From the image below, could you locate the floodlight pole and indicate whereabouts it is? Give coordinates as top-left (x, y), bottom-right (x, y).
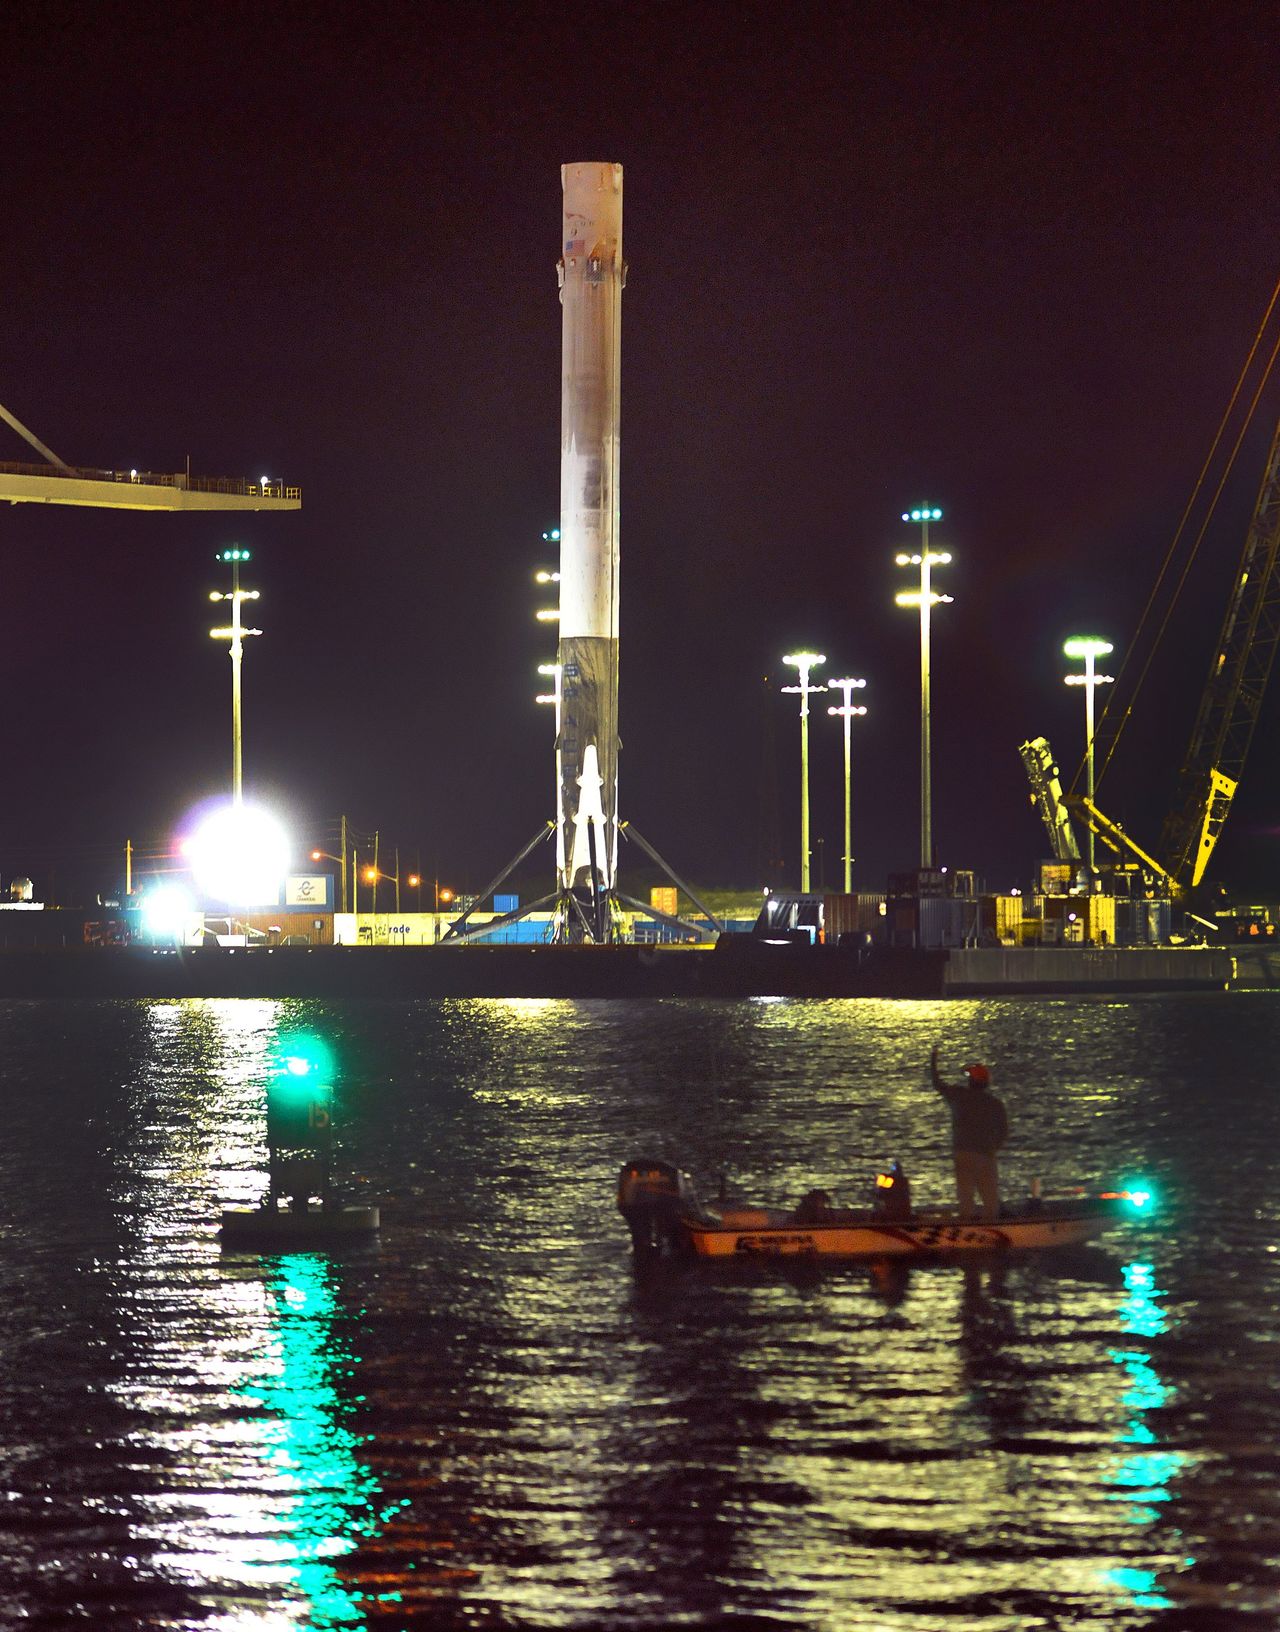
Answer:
top-left (209, 548), bottom-right (261, 808)
top-left (895, 509), bottom-right (952, 870)
top-left (827, 678), bottom-right (867, 894)
top-left (782, 652), bottom-right (827, 892)
top-left (230, 556), bottom-right (244, 804)
top-left (1064, 637), bottom-right (1115, 873)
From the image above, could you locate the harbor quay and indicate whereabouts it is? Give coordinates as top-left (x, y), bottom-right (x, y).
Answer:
top-left (0, 939), bottom-right (1235, 1000)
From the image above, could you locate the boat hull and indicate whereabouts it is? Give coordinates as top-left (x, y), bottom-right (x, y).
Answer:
top-left (684, 1202), bottom-right (1127, 1260)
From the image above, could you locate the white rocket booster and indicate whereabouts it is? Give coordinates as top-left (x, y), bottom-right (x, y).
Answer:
top-left (556, 162), bottom-right (624, 896)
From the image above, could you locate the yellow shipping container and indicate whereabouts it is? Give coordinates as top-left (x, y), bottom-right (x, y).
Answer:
top-left (980, 894), bottom-right (1023, 944)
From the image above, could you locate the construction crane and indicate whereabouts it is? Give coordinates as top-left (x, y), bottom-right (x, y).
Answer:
top-left (1022, 347), bottom-right (1280, 903)
top-left (0, 399), bottom-right (300, 512)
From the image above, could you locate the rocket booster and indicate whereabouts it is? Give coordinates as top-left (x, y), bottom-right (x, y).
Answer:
top-left (556, 162), bottom-right (624, 894)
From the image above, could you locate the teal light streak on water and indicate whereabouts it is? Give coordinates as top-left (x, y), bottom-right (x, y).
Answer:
top-left (1100, 1258), bottom-right (1185, 1608)
top-left (232, 1253), bottom-right (383, 1628)
top-left (1101, 1566), bottom-right (1170, 1609)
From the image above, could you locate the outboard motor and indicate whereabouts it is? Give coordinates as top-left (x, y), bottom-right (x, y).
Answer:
top-left (872, 1161), bottom-right (912, 1222)
top-left (617, 1158), bottom-right (695, 1254)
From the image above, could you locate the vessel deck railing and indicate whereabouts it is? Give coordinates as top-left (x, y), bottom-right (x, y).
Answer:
top-left (0, 458), bottom-right (300, 501)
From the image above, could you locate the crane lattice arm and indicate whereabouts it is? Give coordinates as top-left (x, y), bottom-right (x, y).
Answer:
top-left (1158, 414), bottom-right (1280, 887)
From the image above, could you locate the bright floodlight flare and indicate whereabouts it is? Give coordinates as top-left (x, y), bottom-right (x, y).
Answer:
top-left (187, 802), bottom-right (290, 907)
top-left (140, 882), bottom-right (195, 941)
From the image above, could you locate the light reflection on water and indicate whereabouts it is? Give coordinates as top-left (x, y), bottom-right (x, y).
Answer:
top-left (228, 1254), bottom-right (389, 1627)
top-left (0, 993), bottom-right (1277, 1627)
top-left (1101, 1261), bottom-right (1186, 1610)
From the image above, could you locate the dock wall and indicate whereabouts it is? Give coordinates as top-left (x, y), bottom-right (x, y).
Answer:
top-left (944, 946), bottom-right (1234, 994)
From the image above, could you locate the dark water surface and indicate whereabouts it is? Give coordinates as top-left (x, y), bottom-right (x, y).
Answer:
top-left (0, 994), bottom-right (1277, 1630)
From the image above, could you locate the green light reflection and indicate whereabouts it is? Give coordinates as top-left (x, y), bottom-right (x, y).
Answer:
top-left (1101, 1565), bottom-right (1168, 1608)
top-left (1100, 1260), bottom-right (1185, 1610)
top-left (233, 1253), bottom-right (400, 1626)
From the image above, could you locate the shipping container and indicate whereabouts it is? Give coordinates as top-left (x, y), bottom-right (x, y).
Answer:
top-left (979, 894), bottom-right (1023, 944)
top-left (917, 896), bottom-right (979, 948)
top-left (822, 893), bottom-right (886, 942)
top-left (1114, 897), bottom-right (1171, 945)
top-left (1041, 894), bottom-right (1116, 945)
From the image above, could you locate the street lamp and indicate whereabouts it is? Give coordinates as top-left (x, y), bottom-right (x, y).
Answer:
top-left (782, 652), bottom-right (827, 892)
top-left (826, 677), bottom-right (868, 894)
top-left (363, 863), bottom-right (402, 914)
top-left (895, 508), bottom-right (952, 869)
top-left (310, 848), bottom-right (348, 915)
top-left (1063, 636), bottom-right (1115, 873)
top-left (208, 546), bottom-right (261, 807)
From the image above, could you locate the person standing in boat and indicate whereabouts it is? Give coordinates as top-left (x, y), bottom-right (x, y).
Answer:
top-left (929, 1046), bottom-right (1008, 1222)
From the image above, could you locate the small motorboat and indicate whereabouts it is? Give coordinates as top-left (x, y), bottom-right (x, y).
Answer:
top-left (617, 1157), bottom-right (1153, 1261)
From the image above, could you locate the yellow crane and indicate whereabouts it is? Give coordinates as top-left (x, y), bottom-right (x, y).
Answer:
top-left (0, 398), bottom-right (300, 512)
top-left (1022, 288), bottom-right (1280, 903)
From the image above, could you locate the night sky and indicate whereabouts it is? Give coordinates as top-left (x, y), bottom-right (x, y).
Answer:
top-left (5, 2), bottom-right (1280, 905)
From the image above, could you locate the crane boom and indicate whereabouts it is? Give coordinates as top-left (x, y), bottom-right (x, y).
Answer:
top-left (0, 458), bottom-right (300, 511)
top-left (1158, 413), bottom-right (1280, 886)
top-left (1018, 738), bottom-right (1080, 861)
top-left (1, 398), bottom-right (300, 512)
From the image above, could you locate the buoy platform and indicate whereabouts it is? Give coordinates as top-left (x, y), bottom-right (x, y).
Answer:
top-left (219, 1204), bottom-right (381, 1249)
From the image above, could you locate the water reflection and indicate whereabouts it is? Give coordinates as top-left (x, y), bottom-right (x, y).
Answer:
top-left (230, 1254), bottom-right (393, 1626)
top-left (114, 1002), bottom-right (400, 1627)
top-left (3, 992), bottom-right (1277, 1627)
top-left (1102, 1259), bottom-right (1186, 1611)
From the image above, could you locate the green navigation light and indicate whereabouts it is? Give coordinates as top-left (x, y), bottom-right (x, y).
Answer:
top-left (269, 1034), bottom-right (336, 1150)
top-left (276, 1034), bottom-right (334, 1080)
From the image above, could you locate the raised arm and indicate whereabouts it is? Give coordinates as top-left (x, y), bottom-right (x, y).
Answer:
top-left (930, 1045), bottom-right (956, 1099)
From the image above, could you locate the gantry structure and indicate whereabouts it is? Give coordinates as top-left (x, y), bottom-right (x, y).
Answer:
top-left (0, 399), bottom-right (300, 513)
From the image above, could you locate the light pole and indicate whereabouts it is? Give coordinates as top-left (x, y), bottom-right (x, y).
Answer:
top-left (310, 848), bottom-right (348, 915)
top-left (782, 652), bottom-right (827, 892)
top-left (826, 676), bottom-right (867, 894)
top-left (535, 533), bottom-right (563, 888)
top-left (208, 546), bottom-right (261, 807)
top-left (1063, 636), bottom-right (1115, 873)
top-left (895, 508), bottom-right (952, 869)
